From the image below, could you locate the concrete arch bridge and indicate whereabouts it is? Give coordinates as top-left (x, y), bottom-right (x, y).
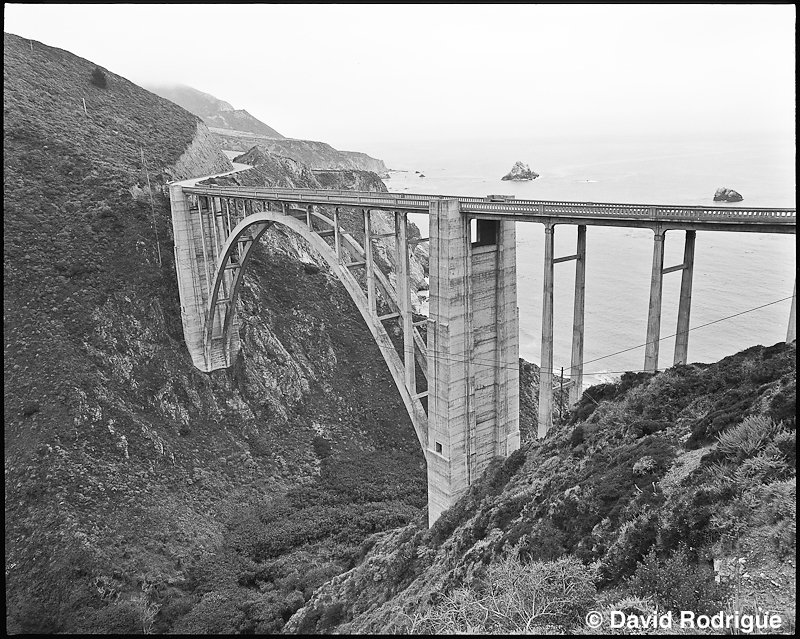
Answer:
top-left (169, 183), bottom-right (796, 524)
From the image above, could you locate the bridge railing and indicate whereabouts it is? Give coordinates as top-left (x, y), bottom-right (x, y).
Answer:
top-left (180, 185), bottom-right (796, 225)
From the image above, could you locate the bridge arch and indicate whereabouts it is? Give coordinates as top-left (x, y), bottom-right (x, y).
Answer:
top-left (201, 201), bottom-right (429, 448)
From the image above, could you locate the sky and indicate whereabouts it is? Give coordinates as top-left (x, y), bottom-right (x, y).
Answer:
top-left (4, 4), bottom-right (796, 153)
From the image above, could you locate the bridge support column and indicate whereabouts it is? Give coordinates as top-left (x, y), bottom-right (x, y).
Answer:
top-left (333, 207), bottom-right (342, 261)
top-left (395, 211), bottom-right (416, 395)
top-left (538, 224), bottom-right (555, 437)
top-left (569, 225), bottom-right (587, 406)
top-left (364, 209), bottom-right (377, 317)
top-left (788, 280), bottom-right (796, 343)
top-left (674, 230), bottom-right (696, 365)
top-left (644, 229), bottom-right (666, 373)
top-left (427, 201), bottom-right (519, 526)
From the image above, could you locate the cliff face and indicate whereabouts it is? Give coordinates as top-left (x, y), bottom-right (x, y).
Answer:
top-left (287, 343), bottom-right (796, 634)
top-left (145, 84), bottom-right (285, 138)
top-left (212, 127), bottom-right (389, 176)
top-left (167, 121), bottom-right (233, 181)
top-left (4, 33), bottom-right (424, 634)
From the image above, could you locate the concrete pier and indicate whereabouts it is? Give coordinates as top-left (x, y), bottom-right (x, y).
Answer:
top-left (674, 230), bottom-right (696, 365)
top-left (788, 280), bottom-right (796, 343)
top-left (395, 211), bottom-right (416, 395)
top-left (364, 209), bottom-right (377, 317)
top-left (644, 230), bottom-right (666, 373)
top-left (538, 224), bottom-right (555, 437)
top-left (427, 200), bottom-right (519, 525)
top-left (569, 225), bottom-right (587, 406)
top-left (538, 224), bottom-right (587, 433)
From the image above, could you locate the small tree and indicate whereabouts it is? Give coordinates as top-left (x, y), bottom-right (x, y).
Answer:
top-left (90, 66), bottom-right (107, 89)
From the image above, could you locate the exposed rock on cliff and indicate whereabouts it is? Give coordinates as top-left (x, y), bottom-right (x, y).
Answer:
top-left (501, 161), bottom-right (539, 181)
top-left (146, 84), bottom-right (285, 138)
top-left (212, 127), bottom-right (389, 176)
top-left (714, 187), bottom-right (744, 202)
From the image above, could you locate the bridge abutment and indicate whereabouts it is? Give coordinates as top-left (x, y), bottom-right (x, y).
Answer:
top-left (427, 200), bottom-right (520, 525)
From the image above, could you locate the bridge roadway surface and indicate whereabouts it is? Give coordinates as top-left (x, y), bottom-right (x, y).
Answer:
top-left (179, 186), bottom-right (797, 234)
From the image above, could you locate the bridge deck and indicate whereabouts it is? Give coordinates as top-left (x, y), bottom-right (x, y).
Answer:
top-left (180, 186), bottom-right (796, 233)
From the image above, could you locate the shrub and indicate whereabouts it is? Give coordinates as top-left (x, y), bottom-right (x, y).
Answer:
top-left (22, 401), bottom-right (40, 416)
top-left (626, 547), bottom-right (729, 615)
top-left (411, 552), bottom-right (597, 633)
top-left (90, 66), bottom-right (107, 89)
top-left (170, 591), bottom-right (245, 634)
top-left (716, 416), bottom-right (785, 461)
top-left (76, 600), bottom-right (143, 634)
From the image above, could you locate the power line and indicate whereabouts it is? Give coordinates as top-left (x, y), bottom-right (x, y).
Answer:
top-left (579, 295), bottom-right (793, 367)
top-left (419, 294), bottom-right (794, 375)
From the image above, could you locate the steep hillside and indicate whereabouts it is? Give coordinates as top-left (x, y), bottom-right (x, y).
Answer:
top-left (287, 343), bottom-right (796, 634)
top-left (4, 33), bottom-right (425, 633)
top-left (213, 127), bottom-right (389, 176)
top-left (146, 84), bottom-right (285, 138)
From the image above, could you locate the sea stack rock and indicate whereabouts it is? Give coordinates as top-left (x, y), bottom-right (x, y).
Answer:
top-left (502, 161), bottom-right (539, 181)
top-left (713, 187), bottom-right (743, 202)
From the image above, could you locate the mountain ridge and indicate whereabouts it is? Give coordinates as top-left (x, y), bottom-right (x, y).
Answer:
top-left (145, 83), bottom-right (285, 138)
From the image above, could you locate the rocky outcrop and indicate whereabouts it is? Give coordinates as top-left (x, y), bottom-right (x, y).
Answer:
top-left (501, 161), bottom-right (539, 181)
top-left (714, 187), bottom-right (743, 202)
top-left (212, 128), bottom-right (389, 176)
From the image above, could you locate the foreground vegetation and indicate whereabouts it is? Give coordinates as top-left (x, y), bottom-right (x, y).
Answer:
top-left (287, 342), bottom-right (795, 634)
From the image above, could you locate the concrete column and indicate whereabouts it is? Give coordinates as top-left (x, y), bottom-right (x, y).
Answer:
top-left (364, 209), bottom-right (377, 317)
top-left (538, 224), bottom-right (555, 438)
top-left (496, 220), bottom-right (520, 456)
top-left (427, 199), bottom-right (470, 526)
top-left (197, 196), bottom-right (213, 296)
top-left (224, 198), bottom-right (233, 237)
top-left (333, 206), bottom-right (342, 261)
top-left (569, 225), bottom-right (587, 406)
top-left (306, 204), bottom-right (313, 230)
top-left (788, 279), bottom-right (796, 343)
top-left (396, 211), bottom-right (416, 395)
top-left (644, 230), bottom-right (666, 373)
top-left (674, 230), bottom-right (696, 365)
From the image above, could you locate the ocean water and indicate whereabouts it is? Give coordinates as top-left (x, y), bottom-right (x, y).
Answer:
top-left (380, 131), bottom-right (796, 384)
